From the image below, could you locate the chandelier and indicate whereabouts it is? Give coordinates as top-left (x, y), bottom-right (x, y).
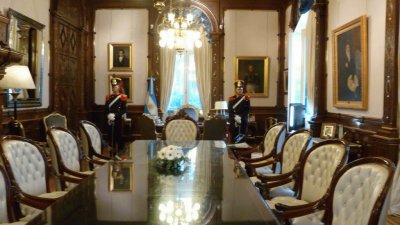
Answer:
top-left (154, 0), bottom-right (205, 54)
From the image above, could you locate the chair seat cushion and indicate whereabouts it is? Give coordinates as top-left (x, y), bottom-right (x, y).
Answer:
top-left (38, 191), bottom-right (67, 199)
top-left (269, 186), bottom-right (295, 199)
top-left (251, 152), bottom-right (263, 158)
top-left (255, 166), bottom-right (273, 175)
top-left (291, 211), bottom-right (324, 225)
top-left (267, 196), bottom-right (309, 210)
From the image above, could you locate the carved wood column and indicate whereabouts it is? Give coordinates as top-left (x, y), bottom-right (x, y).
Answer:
top-left (276, 7), bottom-right (286, 109)
top-left (370, 0), bottom-right (399, 163)
top-left (308, 0), bottom-right (328, 137)
top-left (210, 31), bottom-right (224, 105)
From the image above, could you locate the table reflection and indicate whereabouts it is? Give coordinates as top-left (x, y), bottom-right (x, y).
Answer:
top-left (29, 140), bottom-right (279, 225)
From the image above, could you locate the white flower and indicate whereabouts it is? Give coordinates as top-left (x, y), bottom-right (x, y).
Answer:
top-left (157, 150), bottom-right (166, 159)
top-left (174, 151), bottom-right (182, 159)
top-left (166, 151), bottom-right (175, 160)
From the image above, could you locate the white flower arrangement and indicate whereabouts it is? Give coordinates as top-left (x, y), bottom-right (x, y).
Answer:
top-left (155, 145), bottom-right (189, 175)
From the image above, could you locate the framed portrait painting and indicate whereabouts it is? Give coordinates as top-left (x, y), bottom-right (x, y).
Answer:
top-left (332, 16), bottom-right (368, 109)
top-left (108, 74), bottom-right (133, 102)
top-left (235, 56), bottom-right (269, 97)
top-left (320, 123), bottom-right (336, 139)
top-left (109, 162), bottom-right (133, 192)
top-left (108, 43), bottom-right (133, 71)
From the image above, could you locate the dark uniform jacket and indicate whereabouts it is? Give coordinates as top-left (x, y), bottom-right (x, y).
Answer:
top-left (228, 94), bottom-right (250, 141)
top-left (105, 93), bottom-right (128, 150)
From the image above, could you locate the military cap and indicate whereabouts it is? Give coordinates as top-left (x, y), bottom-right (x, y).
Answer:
top-left (234, 80), bottom-right (245, 88)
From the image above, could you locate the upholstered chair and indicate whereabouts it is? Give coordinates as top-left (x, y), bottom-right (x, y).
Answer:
top-left (137, 114), bottom-right (159, 140)
top-left (249, 129), bottom-right (311, 196)
top-left (177, 104), bottom-right (200, 122)
top-left (238, 122), bottom-right (287, 176)
top-left (0, 165), bottom-right (26, 225)
top-left (47, 127), bottom-right (94, 190)
top-left (79, 120), bottom-right (111, 169)
top-left (266, 140), bottom-right (347, 221)
top-left (0, 135), bottom-right (69, 219)
top-left (202, 116), bottom-right (227, 140)
top-left (43, 112), bottom-right (67, 131)
top-left (162, 111), bottom-right (200, 141)
top-left (274, 157), bottom-right (395, 225)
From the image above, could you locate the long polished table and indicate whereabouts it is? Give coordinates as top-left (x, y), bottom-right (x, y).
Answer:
top-left (29, 140), bottom-right (280, 225)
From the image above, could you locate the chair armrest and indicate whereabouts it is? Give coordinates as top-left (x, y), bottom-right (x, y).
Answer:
top-left (246, 159), bottom-right (275, 169)
top-left (57, 174), bottom-right (82, 183)
top-left (273, 198), bottom-right (325, 220)
top-left (19, 194), bottom-right (52, 210)
top-left (62, 167), bottom-right (92, 179)
top-left (234, 146), bottom-right (261, 158)
top-left (257, 170), bottom-right (294, 182)
top-left (239, 152), bottom-right (274, 163)
top-left (91, 151), bottom-right (111, 161)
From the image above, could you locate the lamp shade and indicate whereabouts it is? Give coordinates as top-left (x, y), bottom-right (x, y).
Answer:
top-left (215, 101), bottom-right (228, 110)
top-left (0, 65), bottom-right (36, 89)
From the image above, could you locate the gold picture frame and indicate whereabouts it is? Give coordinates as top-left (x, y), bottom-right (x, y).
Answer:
top-left (235, 56), bottom-right (269, 97)
top-left (108, 74), bottom-right (133, 103)
top-left (332, 16), bottom-right (368, 109)
top-left (320, 123), bottom-right (337, 139)
top-left (109, 162), bottom-right (133, 192)
top-left (108, 43), bottom-right (133, 71)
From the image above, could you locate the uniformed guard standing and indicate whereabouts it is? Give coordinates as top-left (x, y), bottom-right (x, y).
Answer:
top-left (105, 77), bottom-right (128, 155)
top-left (228, 80), bottom-right (251, 143)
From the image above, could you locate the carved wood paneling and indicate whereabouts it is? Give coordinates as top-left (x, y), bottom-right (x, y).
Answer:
top-left (50, 0), bottom-right (87, 131)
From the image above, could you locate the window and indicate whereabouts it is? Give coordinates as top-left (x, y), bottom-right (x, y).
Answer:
top-left (167, 51), bottom-right (202, 111)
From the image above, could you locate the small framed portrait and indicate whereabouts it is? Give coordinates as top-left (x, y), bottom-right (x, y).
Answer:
top-left (283, 68), bottom-right (288, 94)
top-left (108, 43), bottom-right (133, 71)
top-left (320, 123), bottom-right (337, 139)
top-left (235, 56), bottom-right (270, 97)
top-left (108, 74), bottom-right (133, 102)
top-left (109, 162), bottom-right (133, 192)
top-left (332, 16), bottom-right (368, 109)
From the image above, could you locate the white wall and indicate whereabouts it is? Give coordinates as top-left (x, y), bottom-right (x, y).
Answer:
top-left (0, 0), bottom-right (50, 109)
top-left (224, 10), bottom-right (279, 107)
top-left (94, 9), bottom-right (149, 105)
top-left (327, 0), bottom-right (386, 118)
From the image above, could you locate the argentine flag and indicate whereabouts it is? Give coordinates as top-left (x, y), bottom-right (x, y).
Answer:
top-left (144, 76), bottom-right (158, 116)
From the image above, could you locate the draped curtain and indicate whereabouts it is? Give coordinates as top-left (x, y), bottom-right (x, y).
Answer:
top-left (304, 11), bottom-right (316, 121)
top-left (160, 47), bottom-right (177, 120)
top-left (194, 35), bottom-right (212, 115)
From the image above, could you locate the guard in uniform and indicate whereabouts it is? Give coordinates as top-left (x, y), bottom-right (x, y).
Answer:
top-left (228, 80), bottom-right (250, 143)
top-left (105, 77), bottom-right (128, 155)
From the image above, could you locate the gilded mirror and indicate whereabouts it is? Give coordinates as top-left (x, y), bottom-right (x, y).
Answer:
top-left (6, 8), bottom-right (44, 107)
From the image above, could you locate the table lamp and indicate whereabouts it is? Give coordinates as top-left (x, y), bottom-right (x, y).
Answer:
top-left (214, 100), bottom-right (228, 117)
top-left (0, 65), bottom-right (36, 120)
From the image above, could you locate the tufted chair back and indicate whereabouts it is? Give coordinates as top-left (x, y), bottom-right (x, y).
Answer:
top-left (280, 129), bottom-right (311, 174)
top-left (0, 165), bottom-right (14, 223)
top-left (162, 112), bottom-right (200, 141)
top-left (43, 112), bottom-right (67, 132)
top-left (177, 104), bottom-right (200, 122)
top-left (0, 136), bottom-right (49, 197)
top-left (297, 140), bottom-right (347, 203)
top-left (80, 120), bottom-right (106, 158)
top-left (261, 122), bottom-right (286, 157)
top-left (47, 127), bottom-right (82, 175)
top-left (325, 157), bottom-right (395, 225)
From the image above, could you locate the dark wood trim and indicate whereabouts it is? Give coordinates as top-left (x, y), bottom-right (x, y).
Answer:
top-left (276, 7), bottom-right (286, 108)
top-left (308, 0), bottom-right (329, 134)
top-left (378, 0), bottom-right (399, 138)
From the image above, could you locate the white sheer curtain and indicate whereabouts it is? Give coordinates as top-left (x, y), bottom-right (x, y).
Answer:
top-left (194, 35), bottom-right (212, 115)
top-left (160, 47), bottom-right (177, 120)
top-left (304, 11), bottom-right (316, 123)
